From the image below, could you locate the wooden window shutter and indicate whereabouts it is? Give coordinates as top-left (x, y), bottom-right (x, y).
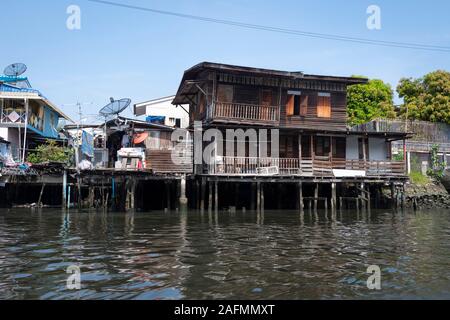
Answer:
top-left (262, 89), bottom-right (272, 106)
top-left (217, 84), bottom-right (233, 103)
top-left (300, 95), bottom-right (308, 116)
top-left (317, 93), bottom-right (331, 118)
top-left (286, 95), bottom-right (294, 116)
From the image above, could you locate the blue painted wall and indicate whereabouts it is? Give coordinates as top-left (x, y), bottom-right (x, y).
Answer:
top-left (27, 105), bottom-right (60, 139)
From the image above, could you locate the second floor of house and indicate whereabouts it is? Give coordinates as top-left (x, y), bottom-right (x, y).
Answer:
top-left (172, 62), bottom-right (367, 131)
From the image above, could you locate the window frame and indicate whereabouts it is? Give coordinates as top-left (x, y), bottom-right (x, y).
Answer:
top-left (317, 92), bottom-right (331, 118)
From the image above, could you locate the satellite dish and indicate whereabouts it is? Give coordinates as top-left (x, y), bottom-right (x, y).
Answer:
top-left (4, 63), bottom-right (27, 77)
top-left (99, 98), bottom-right (131, 117)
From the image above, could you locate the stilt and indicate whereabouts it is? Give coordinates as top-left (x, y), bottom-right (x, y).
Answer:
top-left (298, 182), bottom-right (304, 213)
top-left (179, 175), bottom-right (188, 210)
top-left (360, 183), bottom-right (366, 211)
top-left (214, 180), bottom-right (218, 213)
top-left (390, 182), bottom-right (396, 209)
top-left (88, 187), bottom-right (95, 209)
top-left (261, 183), bottom-right (265, 213)
top-left (208, 181), bottom-right (213, 212)
top-left (77, 176), bottom-right (82, 210)
top-left (314, 183), bottom-right (318, 211)
top-left (165, 181), bottom-right (171, 211)
top-left (235, 183), bottom-right (240, 210)
top-left (251, 182), bottom-right (256, 211)
top-left (331, 182), bottom-right (336, 212)
top-left (62, 170), bottom-right (67, 209)
top-left (200, 178), bottom-right (206, 212)
top-left (196, 179), bottom-right (200, 209)
top-left (38, 183), bottom-right (46, 208)
top-left (256, 182), bottom-right (261, 213)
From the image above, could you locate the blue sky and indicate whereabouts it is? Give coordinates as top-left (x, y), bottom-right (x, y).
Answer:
top-left (1, 0), bottom-right (450, 122)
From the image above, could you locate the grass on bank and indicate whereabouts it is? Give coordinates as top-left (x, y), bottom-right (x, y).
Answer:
top-left (409, 171), bottom-right (430, 185)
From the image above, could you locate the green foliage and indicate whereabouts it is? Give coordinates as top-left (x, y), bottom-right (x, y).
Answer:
top-left (426, 144), bottom-right (446, 181)
top-left (409, 171), bottom-right (430, 185)
top-left (347, 77), bottom-right (396, 125)
top-left (393, 151), bottom-right (404, 162)
top-left (397, 70), bottom-right (450, 123)
top-left (27, 140), bottom-right (74, 165)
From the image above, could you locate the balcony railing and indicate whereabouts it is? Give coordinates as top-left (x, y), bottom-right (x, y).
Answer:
top-left (211, 156), bottom-right (406, 177)
top-left (1, 109), bottom-right (27, 124)
top-left (210, 101), bottom-right (279, 124)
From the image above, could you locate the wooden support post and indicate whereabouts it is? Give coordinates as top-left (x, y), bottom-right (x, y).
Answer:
top-left (38, 183), bottom-right (46, 208)
top-left (62, 170), bottom-right (67, 209)
top-left (208, 181), bottom-right (213, 212)
top-left (165, 181), bottom-right (171, 211)
top-left (88, 186), bottom-right (94, 209)
top-left (261, 183), bottom-right (265, 213)
top-left (200, 178), bottom-right (206, 212)
top-left (77, 176), bottom-right (82, 210)
top-left (196, 179), bottom-right (200, 209)
top-left (179, 175), bottom-right (188, 211)
top-left (331, 182), bottom-right (336, 212)
top-left (390, 182), bottom-right (396, 209)
top-left (256, 182), bottom-right (261, 212)
top-left (251, 182), bottom-right (256, 211)
top-left (214, 180), bottom-right (218, 213)
top-left (298, 182), bottom-right (304, 213)
top-left (235, 183), bottom-right (240, 210)
top-left (314, 183), bottom-right (318, 211)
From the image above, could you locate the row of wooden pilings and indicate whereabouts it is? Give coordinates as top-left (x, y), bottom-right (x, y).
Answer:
top-left (56, 171), bottom-right (406, 212)
top-left (192, 178), bottom-right (402, 213)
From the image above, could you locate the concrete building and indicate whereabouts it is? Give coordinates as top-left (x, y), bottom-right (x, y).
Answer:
top-left (134, 95), bottom-right (189, 128)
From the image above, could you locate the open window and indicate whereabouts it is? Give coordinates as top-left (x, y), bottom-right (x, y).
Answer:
top-left (286, 91), bottom-right (308, 116)
top-left (317, 92), bottom-right (331, 118)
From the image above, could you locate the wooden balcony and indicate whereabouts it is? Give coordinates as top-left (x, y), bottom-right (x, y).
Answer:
top-left (210, 156), bottom-right (406, 177)
top-left (210, 101), bottom-right (279, 125)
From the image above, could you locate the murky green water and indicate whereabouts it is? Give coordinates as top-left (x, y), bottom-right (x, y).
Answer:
top-left (0, 208), bottom-right (450, 300)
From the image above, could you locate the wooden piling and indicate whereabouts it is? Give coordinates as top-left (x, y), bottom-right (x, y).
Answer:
top-left (298, 182), bottom-right (304, 212)
top-left (256, 182), bottom-right (261, 212)
top-left (314, 183), bottom-right (318, 211)
top-left (331, 182), bottom-right (336, 211)
top-left (38, 183), bottom-right (46, 208)
top-left (261, 183), bottom-right (265, 213)
top-left (208, 181), bottom-right (213, 212)
top-left (214, 180), bottom-right (218, 213)
top-left (200, 177), bottom-right (206, 212)
top-left (62, 170), bottom-right (67, 209)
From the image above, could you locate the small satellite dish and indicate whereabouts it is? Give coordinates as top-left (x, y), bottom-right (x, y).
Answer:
top-left (99, 98), bottom-right (131, 117)
top-left (4, 63), bottom-right (27, 77)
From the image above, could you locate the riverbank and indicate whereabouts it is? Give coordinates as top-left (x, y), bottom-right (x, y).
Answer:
top-left (403, 179), bottom-right (450, 209)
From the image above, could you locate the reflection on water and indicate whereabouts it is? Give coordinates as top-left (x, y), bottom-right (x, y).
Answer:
top-left (1, 208), bottom-right (450, 299)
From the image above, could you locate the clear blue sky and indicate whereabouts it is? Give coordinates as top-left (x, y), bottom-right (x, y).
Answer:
top-left (1, 0), bottom-right (450, 122)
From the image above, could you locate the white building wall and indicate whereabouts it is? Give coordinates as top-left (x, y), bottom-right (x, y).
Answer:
top-left (135, 96), bottom-right (189, 128)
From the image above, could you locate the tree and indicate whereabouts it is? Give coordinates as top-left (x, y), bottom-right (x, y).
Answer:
top-left (27, 140), bottom-right (74, 165)
top-left (347, 77), bottom-right (396, 125)
top-left (397, 70), bottom-right (450, 123)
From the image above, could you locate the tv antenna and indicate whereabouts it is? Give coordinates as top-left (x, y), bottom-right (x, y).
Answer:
top-left (99, 97), bottom-right (131, 148)
top-left (4, 63), bottom-right (27, 77)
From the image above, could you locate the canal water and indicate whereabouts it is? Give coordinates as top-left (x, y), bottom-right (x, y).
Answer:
top-left (1, 208), bottom-right (450, 300)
